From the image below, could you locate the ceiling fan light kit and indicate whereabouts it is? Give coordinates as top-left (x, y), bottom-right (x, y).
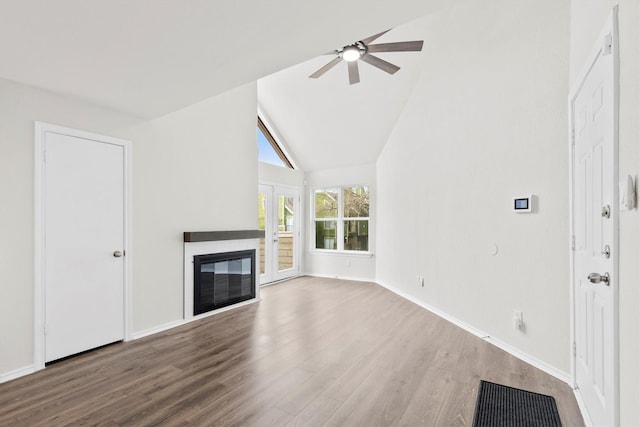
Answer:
top-left (341, 43), bottom-right (365, 62)
top-left (309, 29), bottom-right (424, 85)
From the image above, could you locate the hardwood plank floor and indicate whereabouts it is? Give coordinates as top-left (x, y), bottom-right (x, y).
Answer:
top-left (0, 276), bottom-right (584, 426)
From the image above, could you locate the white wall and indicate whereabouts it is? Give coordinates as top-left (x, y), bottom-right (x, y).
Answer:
top-left (126, 84), bottom-right (258, 331)
top-left (376, 0), bottom-right (571, 374)
top-left (0, 78), bottom-right (258, 377)
top-left (570, 2), bottom-right (640, 425)
top-left (0, 78), bottom-right (138, 376)
top-left (304, 163), bottom-right (376, 281)
top-left (259, 162), bottom-right (304, 187)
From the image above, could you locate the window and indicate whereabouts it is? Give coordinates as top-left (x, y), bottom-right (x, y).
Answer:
top-left (257, 117), bottom-right (293, 168)
top-left (314, 186), bottom-right (369, 252)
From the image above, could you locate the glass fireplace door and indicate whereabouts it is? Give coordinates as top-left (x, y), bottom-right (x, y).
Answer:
top-left (193, 250), bottom-right (255, 315)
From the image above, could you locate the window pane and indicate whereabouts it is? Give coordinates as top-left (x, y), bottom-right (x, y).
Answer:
top-left (257, 127), bottom-right (286, 167)
top-left (315, 189), bottom-right (339, 218)
top-left (258, 193), bottom-right (266, 231)
top-left (278, 196), bottom-right (295, 232)
top-left (343, 186), bottom-right (369, 218)
top-left (344, 220), bottom-right (368, 251)
top-left (315, 221), bottom-right (337, 249)
top-left (278, 196), bottom-right (295, 271)
top-left (258, 193), bottom-right (266, 275)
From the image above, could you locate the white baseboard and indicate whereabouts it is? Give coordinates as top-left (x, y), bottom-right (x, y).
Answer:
top-left (483, 336), bottom-right (569, 383)
top-left (375, 280), bottom-right (570, 384)
top-left (131, 319), bottom-right (186, 340)
top-left (0, 364), bottom-right (37, 384)
top-left (304, 272), bottom-right (376, 283)
top-left (130, 299), bottom-right (262, 340)
top-left (573, 387), bottom-right (593, 427)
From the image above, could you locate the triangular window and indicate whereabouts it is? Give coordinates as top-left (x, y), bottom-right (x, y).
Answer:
top-left (257, 117), bottom-right (294, 169)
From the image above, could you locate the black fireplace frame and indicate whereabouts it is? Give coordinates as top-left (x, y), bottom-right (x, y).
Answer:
top-left (193, 249), bottom-right (256, 315)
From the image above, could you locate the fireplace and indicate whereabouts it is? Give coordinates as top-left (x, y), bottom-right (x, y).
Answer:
top-left (193, 250), bottom-right (255, 315)
top-left (183, 230), bottom-right (263, 320)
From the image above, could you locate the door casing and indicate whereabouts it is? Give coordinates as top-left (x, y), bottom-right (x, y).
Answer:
top-left (34, 122), bottom-right (133, 370)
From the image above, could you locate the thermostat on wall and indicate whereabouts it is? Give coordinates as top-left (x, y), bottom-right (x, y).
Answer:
top-left (513, 195), bottom-right (536, 213)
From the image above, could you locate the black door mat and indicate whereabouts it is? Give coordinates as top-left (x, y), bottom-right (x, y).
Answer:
top-left (472, 380), bottom-right (562, 427)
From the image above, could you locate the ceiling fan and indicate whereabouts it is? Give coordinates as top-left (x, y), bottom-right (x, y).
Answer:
top-left (309, 30), bottom-right (424, 85)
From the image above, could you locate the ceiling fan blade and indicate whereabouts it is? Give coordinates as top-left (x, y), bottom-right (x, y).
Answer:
top-left (367, 40), bottom-right (424, 53)
top-left (309, 57), bottom-right (342, 79)
top-left (361, 54), bottom-right (400, 75)
top-left (360, 29), bottom-right (391, 45)
top-left (348, 61), bottom-right (360, 85)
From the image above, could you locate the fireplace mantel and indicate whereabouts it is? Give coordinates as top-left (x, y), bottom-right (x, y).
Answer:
top-left (184, 230), bottom-right (264, 243)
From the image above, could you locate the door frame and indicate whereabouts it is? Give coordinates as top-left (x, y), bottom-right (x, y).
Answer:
top-left (33, 122), bottom-right (133, 370)
top-left (568, 7), bottom-right (619, 425)
top-left (258, 183), bottom-right (275, 285)
top-left (258, 182), bottom-right (302, 285)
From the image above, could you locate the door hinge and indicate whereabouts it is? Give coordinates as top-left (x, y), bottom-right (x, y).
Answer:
top-left (573, 341), bottom-right (576, 357)
top-left (571, 235), bottom-right (575, 251)
top-left (44, 324), bottom-right (48, 336)
top-left (603, 33), bottom-right (613, 56)
top-left (571, 129), bottom-right (575, 146)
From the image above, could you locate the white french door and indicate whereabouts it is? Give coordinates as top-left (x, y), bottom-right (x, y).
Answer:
top-left (258, 184), bottom-right (300, 285)
top-left (36, 123), bottom-right (130, 364)
top-left (570, 9), bottom-right (618, 427)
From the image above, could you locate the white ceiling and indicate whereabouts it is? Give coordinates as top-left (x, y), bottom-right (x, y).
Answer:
top-left (0, 0), bottom-right (453, 118)
top-left (258, 14), bottom-right (437, 172)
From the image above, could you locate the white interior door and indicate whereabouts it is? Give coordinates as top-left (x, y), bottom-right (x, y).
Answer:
top-left (44, 130), bottom-right (126, 362)
top-left (571, 11), bottom-right (618, 427)
top-left (258, 185), bottom-right (299, 284)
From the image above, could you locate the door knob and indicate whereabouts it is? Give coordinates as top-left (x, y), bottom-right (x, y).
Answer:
top-left (113, 251), bottom-right (123, 258)
top-left (587, 272), bottom-right (609, 285)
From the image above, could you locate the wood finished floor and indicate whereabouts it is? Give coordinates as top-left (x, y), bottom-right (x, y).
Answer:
top-left (0, 276), bottom-right (583, 426)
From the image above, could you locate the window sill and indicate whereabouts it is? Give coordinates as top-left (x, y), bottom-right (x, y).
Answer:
top-left (308, 250), bottom-right (375, 258)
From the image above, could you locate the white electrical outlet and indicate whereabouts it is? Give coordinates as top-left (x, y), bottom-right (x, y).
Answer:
top-left (512, 310), bottom-right (523, 330)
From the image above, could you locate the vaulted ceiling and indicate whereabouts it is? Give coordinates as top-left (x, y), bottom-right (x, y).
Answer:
top-left (0, 0), bottom-right (456, 119)
top-left (258, 14), bottom-right (437, 172)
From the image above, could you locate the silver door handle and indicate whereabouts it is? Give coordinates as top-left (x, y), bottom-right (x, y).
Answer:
top-left (113, 251), bottom-right (123, 258)
top-left (587, 272), bottom-right (609, 285)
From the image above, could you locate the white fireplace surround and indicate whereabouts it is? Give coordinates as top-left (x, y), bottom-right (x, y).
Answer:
top-left (184, 239), bottom-right (260, 321)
